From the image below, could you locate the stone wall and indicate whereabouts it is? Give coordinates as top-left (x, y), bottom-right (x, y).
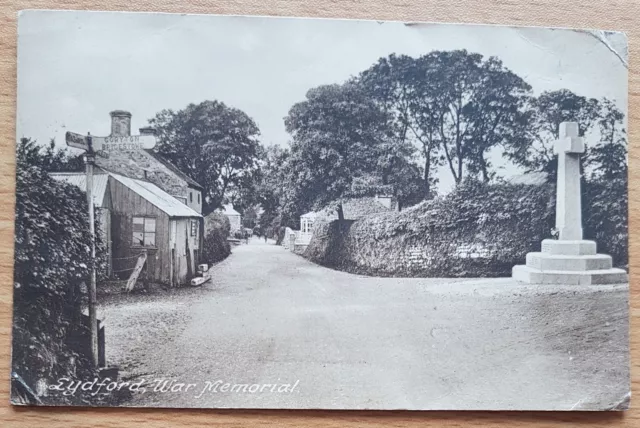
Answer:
top-left (304, 220), bottom-right (519, 277)
top-left (303, 182), bottom-right (557, 278)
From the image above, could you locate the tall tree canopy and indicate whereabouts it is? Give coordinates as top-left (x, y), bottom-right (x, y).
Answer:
top-left (586, 98), bottom-right (627, 181)
top-left (18, 138), bottom-right (84, 173)
top-left (359, 54), bottom-right (440, 197)
top-left (505, 89), bottom-right (601, 175)
top-left (359, 50), bottom-right (532, 189)
top-left (149, 100), bottom-right (262, 214)
top-left (284, 82), bottom-right (411, 220)
top-left (255, 145), bottom-right (296, 228)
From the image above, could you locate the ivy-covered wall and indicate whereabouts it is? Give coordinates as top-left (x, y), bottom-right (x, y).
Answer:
top-left (304, 180), bottom-right (627, 278)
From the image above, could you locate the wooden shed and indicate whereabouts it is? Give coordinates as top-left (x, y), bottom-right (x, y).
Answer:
top-left (108, 173), bottom-right (202, 286)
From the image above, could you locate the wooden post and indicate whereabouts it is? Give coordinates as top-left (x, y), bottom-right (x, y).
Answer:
top-left (85, 133), bottom-right (99, 368)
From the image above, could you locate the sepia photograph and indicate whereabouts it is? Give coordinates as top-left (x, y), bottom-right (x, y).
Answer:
top-left (11, 10), bottom-right (629, 411)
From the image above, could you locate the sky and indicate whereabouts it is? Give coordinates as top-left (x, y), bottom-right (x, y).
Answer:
top-left (17, 10), bottom-right (628, 191)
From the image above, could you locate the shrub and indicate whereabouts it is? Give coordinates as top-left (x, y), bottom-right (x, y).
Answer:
top-left (203, 212), bottom-right (231, 264)
top-left (12, 160), bottom-right (107, 404)
top-left (205, 211), bottom-right (230, 236)
top-left (203, 229), bottom-right (231, 264)
top-left (583, 176), bottom-right (628, 267)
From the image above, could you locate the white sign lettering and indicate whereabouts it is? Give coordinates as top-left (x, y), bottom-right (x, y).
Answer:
top-left (65, 132), bottom-right (156, 152)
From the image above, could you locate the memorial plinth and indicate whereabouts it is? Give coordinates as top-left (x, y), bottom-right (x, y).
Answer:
top-left (512, 122), bottom-right (627, 285)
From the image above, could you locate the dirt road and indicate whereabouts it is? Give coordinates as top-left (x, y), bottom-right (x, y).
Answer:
top-left (99, 239), bottom-right (629, 410)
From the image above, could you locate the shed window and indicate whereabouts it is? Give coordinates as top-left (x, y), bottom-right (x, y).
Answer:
top-left (197, 193), bottom-right (200, 204)
top-left (190, 220), bottom-right (198, 237)
top-left (133, 217), bottom-right (156, 247)
top-left (190, 192), bottom-right (193, 203)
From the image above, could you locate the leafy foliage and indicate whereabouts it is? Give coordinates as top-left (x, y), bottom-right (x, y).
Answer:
top-left (18, 137), bottom-right (84, 173)
top-left (305, 181), bottom-right (556, 277)
top-left (13, 139), bottom-right (107, 403)
top-left (505, 89), bottom-right (602, 177)
top-left (149, 100), bottom-right (262, 214)
top-left (203, 212), bottom-right (231, 264)
top-left (284, 82), bottom-right (422, 221)
top-left (583, 176), bottom-right (628, 267)
top-left (359, 51), bottom-right (532, 188)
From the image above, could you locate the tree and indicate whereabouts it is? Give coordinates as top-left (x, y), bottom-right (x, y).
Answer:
top-left (255, 145), bottom-right (296, 229)
top-left (284, 82), bottom-right (396, 220)
top-left (506, 89), bottom-right (601, 176)
top-left (417, 50), bottom-right (532, 185)
top-left (13, 138), bottom-right (107, 403)
top-left (359, 51), bottom-right (532, 189)
top-left (359, 54), bottom-right (440, 198)
top-left (242, 206), bottom-right (258, 229)
top-left (18, 138), bottom-right (84, 173)
top-left (587, 98), bottom-right (627, 181)
top-left (464, 57), bottom-right (532, 182)
top-left (149, 100), bottom-right (262, 214)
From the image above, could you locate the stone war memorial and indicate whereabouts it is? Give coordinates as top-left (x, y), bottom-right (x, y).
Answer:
top-left (512, 121), bottom-right (628, 285)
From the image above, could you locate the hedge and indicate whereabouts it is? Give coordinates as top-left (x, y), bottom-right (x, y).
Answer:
top-left (13, 162), bottom-right (107, 404)
top-left (203, 212), bottom-right (231, 264)
top-left (304, 178), bottom-right (627, 277)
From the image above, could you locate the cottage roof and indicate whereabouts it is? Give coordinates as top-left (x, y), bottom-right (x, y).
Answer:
top-left (301, 211), bottom-right (318, 219)
top-left (143, 150), bottom-right (204, 190)
top-left (218, 204), bottom-right (240, 216)
top-left (109, 173), bottom-right (201, 218)
top-left (319, 197), bottom-right (390, 221)
top-left (506, 172), bottom-right (548, 186)
top-left (50, 172), bottom-right (110, 208)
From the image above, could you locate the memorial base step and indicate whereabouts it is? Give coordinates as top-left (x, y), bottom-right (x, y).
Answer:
top-left (512, 265), bottom-right (628, 285)
top-left (540, 239), bottom-right (597, 256)
top-left (525, 252), bottom-right (612, 271)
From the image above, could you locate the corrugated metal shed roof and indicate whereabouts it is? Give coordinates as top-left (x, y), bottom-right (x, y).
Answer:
top-left (50, 172), bottom-right (109, 207)
top-left (109, 173), bottom-right (201, 218)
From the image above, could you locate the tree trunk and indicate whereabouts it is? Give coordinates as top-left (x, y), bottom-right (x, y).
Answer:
top-left (456, 144), bottom-right (463, 185)
top-left (424, 150), bottom-right (431, 198)
top-left (480, 153), bottom-right (489, 183)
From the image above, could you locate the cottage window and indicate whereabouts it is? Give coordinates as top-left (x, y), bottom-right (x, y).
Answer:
top-left (197, 193), bottom-right (200, 204)
top-left (132, 217), bottom-right (156, 247)
top-left (190, 220), bottom-right (198, 237)
top-left (190, 192), bottom-right (193, 203)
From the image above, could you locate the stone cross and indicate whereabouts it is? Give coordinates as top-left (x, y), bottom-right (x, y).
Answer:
top-left (554, 122), bottom-right (585, 240)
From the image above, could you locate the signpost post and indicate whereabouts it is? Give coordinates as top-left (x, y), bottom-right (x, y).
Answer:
top-left (85, 133), bottom-right (98, 368)
top-left (65, 129), bottom-right (156, 368)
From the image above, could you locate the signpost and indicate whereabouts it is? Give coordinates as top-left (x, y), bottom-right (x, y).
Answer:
top-left (65, 132), bottom-right (156, 152)
top-left (65, 129), bottom-right (156, 368)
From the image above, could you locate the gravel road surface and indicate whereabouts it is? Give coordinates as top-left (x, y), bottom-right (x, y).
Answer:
top-left (99, 239), bottom-right (629, 410)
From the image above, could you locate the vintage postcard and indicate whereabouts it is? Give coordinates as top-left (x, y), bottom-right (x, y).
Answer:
top-left (12, 10), bottom-right (629, 410)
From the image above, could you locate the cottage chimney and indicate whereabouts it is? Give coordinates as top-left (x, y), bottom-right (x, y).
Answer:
top-left (110, 110), bottom-right (132, 137)
top-left (139, 126), bottom-right (157, 136)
